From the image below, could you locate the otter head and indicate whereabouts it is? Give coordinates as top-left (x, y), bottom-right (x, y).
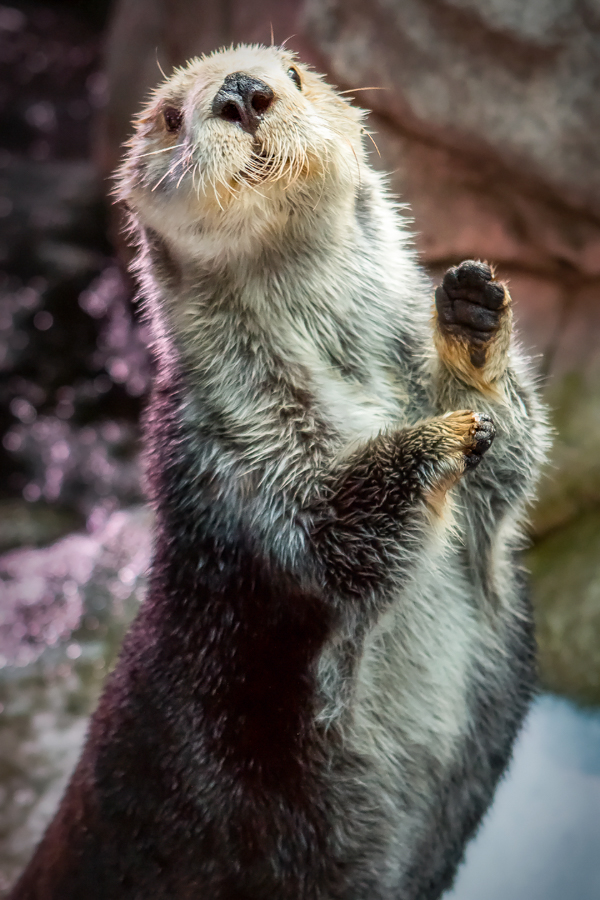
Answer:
top-left (116, 45), bottom-right (367, 265)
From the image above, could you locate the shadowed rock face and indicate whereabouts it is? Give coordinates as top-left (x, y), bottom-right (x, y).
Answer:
top-left (306, 0), bottom-right (600, 219)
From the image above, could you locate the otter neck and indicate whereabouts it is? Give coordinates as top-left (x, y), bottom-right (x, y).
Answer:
top-left (140, 181), bottom-right (364, 341)
top-left (141, 168), bottom-right (359, 275)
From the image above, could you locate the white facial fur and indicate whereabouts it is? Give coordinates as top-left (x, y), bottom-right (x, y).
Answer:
top-left (117, 45), bottom-right (366, 267)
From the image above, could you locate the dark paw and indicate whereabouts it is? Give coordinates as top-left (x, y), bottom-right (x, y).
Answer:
top-left (465, 413), bottom-right (495, 468)
top-left (435, 260), bottom-right (507, 365)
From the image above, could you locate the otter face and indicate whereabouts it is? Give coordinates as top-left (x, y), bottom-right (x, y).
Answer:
top-left (116, 45), bottom-right (366, 262)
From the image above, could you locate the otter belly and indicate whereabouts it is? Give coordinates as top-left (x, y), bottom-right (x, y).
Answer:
top-left (321, 545), bottom-right (528, 899)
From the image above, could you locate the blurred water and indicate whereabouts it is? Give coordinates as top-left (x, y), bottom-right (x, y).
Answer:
top-left (449, 694), bottom-right (600, 900)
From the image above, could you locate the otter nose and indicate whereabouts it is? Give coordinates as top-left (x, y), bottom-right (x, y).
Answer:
top-left (212, 72), bottom-right (274, 135)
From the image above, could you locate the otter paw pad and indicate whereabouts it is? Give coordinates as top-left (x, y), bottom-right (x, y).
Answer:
top-left (435, 261), bottom-right (507, 366)
top-left (464, 412), bottom-right (495, 468)
top-left (441, 410), bottom-right (496, 469)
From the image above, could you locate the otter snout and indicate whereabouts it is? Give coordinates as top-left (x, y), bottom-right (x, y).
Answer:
top-left (212, 72), bottom-right (274, 135)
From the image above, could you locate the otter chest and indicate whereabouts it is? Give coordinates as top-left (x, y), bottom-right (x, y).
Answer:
top-left (298, 348), bottom-right (408, 447)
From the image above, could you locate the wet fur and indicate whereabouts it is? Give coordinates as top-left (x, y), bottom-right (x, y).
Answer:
top-left (10, 46), bottom-right (548, 900)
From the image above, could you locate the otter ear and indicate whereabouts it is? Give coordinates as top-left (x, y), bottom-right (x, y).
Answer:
top-left (163, 106), bottom-right (183, 133)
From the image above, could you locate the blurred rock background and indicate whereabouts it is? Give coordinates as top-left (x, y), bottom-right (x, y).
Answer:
top-left (1, 0), bottom-right (600, 893)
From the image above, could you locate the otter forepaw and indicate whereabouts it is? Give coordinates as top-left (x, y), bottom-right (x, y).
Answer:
top-left (440, 409), bottom-right (496, 470)
top-left (463, 411), bottom-right (495, 468)
top-left (413, 410), bottom-right (495, 514)
top-left (435, 261), bottom-right (509, 369)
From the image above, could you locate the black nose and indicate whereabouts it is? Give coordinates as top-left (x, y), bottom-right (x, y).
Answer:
top-left (212, 72), bottom-right (274, 135)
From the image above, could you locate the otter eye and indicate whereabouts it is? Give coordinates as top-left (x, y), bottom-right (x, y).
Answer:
top-left (287, 67), bottom-right (302, 90)
top-left (163, 106), bottom-right (183, 133)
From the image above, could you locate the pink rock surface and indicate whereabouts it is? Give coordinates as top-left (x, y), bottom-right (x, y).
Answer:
top-left (0, 507), bottom-right (152, 668)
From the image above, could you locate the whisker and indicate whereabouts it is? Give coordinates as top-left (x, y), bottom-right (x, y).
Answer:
top-left (338, 87), bottom-right (387, 95)
top-left (137, 145), bottom-right (176, 160)
top-left (272, 150), bottom-right (287, 183)
top-left (221, 178), bottom-right (241, 201)
top-left (342, 137), bottom-right (362, 188)
top-left (151, 167), bottom-right (174, 192)
top-left (288, 145), bottom-right (308, 189)
top-left (282, 147), bottom-right (301, 190)
top-left (248, 184), bottom-right (269, 200)
top-left (155, 50), bottom-right (168, 81)
top-left (284, 155), bottom-right (305, 191)
top-left (233, 172), bottom-right (268, 200)
top-left (211, 173), bottom-right (224, 211)
top-left (176, 159), bottom-right (192, 188)
top-left (364, 131), bottom-right (381, 158)
top-left (311, 144), bottom-right (330, 212)
top-left (151, 150), bottom-right (188, 191)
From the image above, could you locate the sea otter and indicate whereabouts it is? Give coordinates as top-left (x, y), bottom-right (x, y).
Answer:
top-left (9, 44), bottom-right (548, 900)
